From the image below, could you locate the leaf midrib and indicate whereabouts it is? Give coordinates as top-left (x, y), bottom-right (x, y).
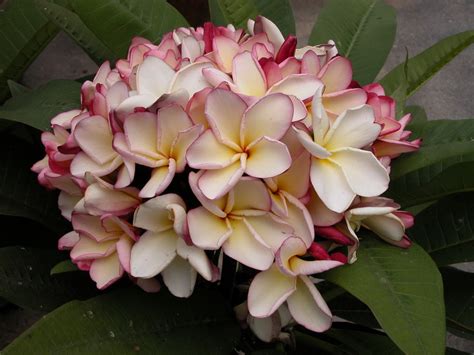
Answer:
top-left (344, 0), bottom-right (377, 57)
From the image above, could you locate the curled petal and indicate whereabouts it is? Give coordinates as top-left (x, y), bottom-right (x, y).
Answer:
top-left (287, 276), bottom-right (332, 332)
top-left (139, 162), bottom-right (176, 198)
top-left (248, 264), bottom-right (296, 318)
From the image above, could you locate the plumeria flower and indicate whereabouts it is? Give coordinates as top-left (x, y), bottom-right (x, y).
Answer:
top-left (203, 50), bottom-right (321, 119)
top-left (294, 88), bottom-right (390, 213)
top-left (345, 197), bottom-right (414, 248)
top-left (187, 88), bottom-right (293, 199)
top-left (113, 105), bottom-right (202, 197)
top-left (248, 236), bottom-right (342, 332)
top-left (116, 55), bottom-right (213, 114)
top-left (70, 115), bottom-right (134, 186)
top-left (187, 173), bottom-right (293, 270)
top-left (130, 194), bottom-right (217, 298)
top-left (59, 213), bottom-right (137, 289)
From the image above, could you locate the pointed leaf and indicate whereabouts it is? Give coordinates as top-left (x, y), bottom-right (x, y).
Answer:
top-left (0, 247), bottom-right (97, 312)
top-left (0, 79), bottom-right (81, 131)
top-left (71, 0), bottom-right (189, 58)
top-left (380, 30), bottom-right (474, 98)
top-left (390, 119), bottom-right (474, 180)
top-left (4, 287), bottom-right (240, 354)
top-left (7, 80), bottom-right (30, 97)
top-left (322, 235), bottom-right (445, 355)
top-left (36, 0), bottom-right (117, 64)
top-left (441, 267), bottom-right (474, 339)
top-left (0, 0), bottom-right (58, 102)
top-left (309, 0), bottom-right (396, 84)
top-left (408, 193), bottom-right (474, 266)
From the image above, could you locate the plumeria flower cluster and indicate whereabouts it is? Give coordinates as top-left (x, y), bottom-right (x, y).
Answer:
top-left (32, 16), bottom-right (420, 339)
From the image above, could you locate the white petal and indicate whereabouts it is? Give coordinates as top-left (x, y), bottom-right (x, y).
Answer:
top-left (187, 207), bottom-right (232, 249)
top-left (136, 56), bottom-right (174, 97)
top-left (248, 264), bottom-right (296, 318)
top-left (287, 276), bottom-right (332, 332)
top-left (232, 51), bottom-right (266, 97)
top-left (130, 230), bottom-right (178, 278)
top-left (330, 148), bottom-right (389, 197)
top-left (310, 158), bottom-right (355, 213)
top-left (246, 137), bottom-right (291, 178)
top-left (170, 62), bottom-right (213, 97)
top-left (162, 256), bottom-right (197, 298)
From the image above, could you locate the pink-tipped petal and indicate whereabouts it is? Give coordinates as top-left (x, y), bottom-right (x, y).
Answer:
top-left (323, 88), bottom-right (368, 116)
top-left (187, 207), bottom-right (233, 249)
top-left (318, 56), bottom-right (352, 93)
top-left (205, 88), bottom-right (247, 148)
top-left (268, 74), bottom-right (323, 101)
top-left (198, 155), bottom-right (246, 199)
top-left (248, 264), bottom-right (296, 318)
top-left (232, 51), bottom-right (267, 97)
top-left (90, 253), bottom-right (123, 290)
top-left (130, 230), bottom-right (178, 278)
top-left (287, 276), bottom-right (332, 332)
top-left (139, 162), bottom-right (176, 198)
top-left (241, 94), bottom-right (293, 146)
top-left (246, 137), bottom-right (291, 178)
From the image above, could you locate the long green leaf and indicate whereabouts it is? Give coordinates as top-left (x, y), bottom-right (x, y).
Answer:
top-left (36, 0), bottom-right (117, 64)
top-left (441, 267), bottom-right (474, 339)
top-left (0, 79), bottom-right (81, 131)
top-left (328, 293), bottom-right (380, 329)
top-left (309, 0), bottom-right (396, 84)
top-left (322, 236), bottom-right (445, 355)
top-left (4, 287), bottom-right (240, 354)
top-left (380, 30), bottom-right (474, 97)
top-left (0, 136), bottom-right (67, 233)
top-left (390, 119), bottom-right (474, 180)
top-left (71, 0), bottom-right (189, 59)
top-left (0, 0), bottom-right (58, 102)
top-left (0, 247), bottom-right (96, 311)
top-left (214, 0), bottom-right (295, 37)
top-left (387, 160), bottom-right (474, 208)
top-left (408, 194), bottom-right (474, 266)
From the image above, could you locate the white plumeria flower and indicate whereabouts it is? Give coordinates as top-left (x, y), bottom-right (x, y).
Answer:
top-left (248, 236), bottom-right (342, 332)
top-left (187, 173), bottom-right (293, 270)
top-left (116, 56), bottom-right (213, 114)
top-left (186, 88), bottom-right (294, 200)
top-left (113, 105), bottom-right (202, 198)
top-left (130, 194), bottom-right (217, 298)
top-left (294, 88), bottom-right (390, 213)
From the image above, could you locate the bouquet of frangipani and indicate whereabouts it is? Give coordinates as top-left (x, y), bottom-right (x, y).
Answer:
top-left (31, 16), bottom-right (421, 339)
top-left (1, 0), bottom-right (472, 353)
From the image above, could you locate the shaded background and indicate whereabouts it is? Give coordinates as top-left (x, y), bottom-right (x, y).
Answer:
top-left (4, 0), bottom-right (473, 352)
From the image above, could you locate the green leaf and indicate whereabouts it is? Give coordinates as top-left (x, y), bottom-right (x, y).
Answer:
top-left (409, 194), bottom-right (474, 266)
top-left (214, 0), bottom-right (295, 37)
top-left (380, 30), bottom-right (474, 97)
top-left (322, 235), bottom-right (445, 355)
top-left (51, 259), bottom-right (79, 275)
top-left (0, 247), bottom-right (97, 311)
top-left (390, 119), bottom-right (474, 180)
top-left (4, 287), bottom-right (240, 354)
top-left (295, 326), bottom-right (403, 355)
top-left (441, 267), bottom-right (474, 339)
top-left (208, 0), bottom-right (227, 26)
top-left (328, 293), bottom-right (380, 329)
top-left (0, 79), bottom-right (81, 131)
top-left (0, 0), bottom-right (58, 102)
top-left (404, 105), bottom-right (428, 125)
top-left (7, 80), bottom-right (30, 97)
top-left (0, 136), bottom-right (67, 233)
top-left (36, 0), bottom-right (117, 64)
top-left (309, 0), bottom-right (396, 84)
top-left (71, 0), bottom-right (189, 59)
